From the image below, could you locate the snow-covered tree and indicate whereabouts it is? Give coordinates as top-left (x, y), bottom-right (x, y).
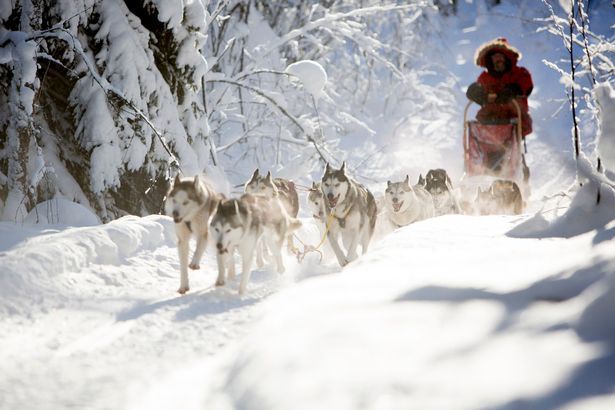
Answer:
top-left (0, 0), bottom-right (453, 221)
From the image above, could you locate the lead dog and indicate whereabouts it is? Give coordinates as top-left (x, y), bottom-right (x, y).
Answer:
top-left (384, 175), bottom-right (435, 228)
top-left (418, 168), bottom-right (461, 216)
top-left (245, 169), bottom-right (300, 253)
top-left (210, 193), bottom-right (302, 295)
top-left (165, 175), bottom-right (221, 294)
top-left (320, 162), bottom-right (377, 267)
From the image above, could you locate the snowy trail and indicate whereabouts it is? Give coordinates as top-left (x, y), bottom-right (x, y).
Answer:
top-left (2, 207), bottom-right (614, 410)
top-left (0, 215), bottom-right (326, 410)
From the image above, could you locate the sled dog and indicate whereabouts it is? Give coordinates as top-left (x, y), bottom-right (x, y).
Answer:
top-left (165, 174), bottom-right (221, 294)
top-left (320, 162), bottom-right (377, 267)
top-left (384, 175), bottom-right (435, 228)
top-left (245, 169), bottom-right (300, 252)
top-left (307, 181), bottom-right (326, 223)
top-left (210, 193), bottom-right (302, 295)
top-left (418, 168), bottom-right (461, 216)
top-left (476, 179), bottom-right (524, 215)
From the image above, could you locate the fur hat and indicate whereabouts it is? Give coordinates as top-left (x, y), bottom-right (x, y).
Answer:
top-left (475, 37), bottom-right (522, 67)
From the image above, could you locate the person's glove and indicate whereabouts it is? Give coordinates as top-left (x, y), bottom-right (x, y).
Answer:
top-left (495, 84), bottom-right (522, 103)
top-left (466, 83), bottom-right (486, 105)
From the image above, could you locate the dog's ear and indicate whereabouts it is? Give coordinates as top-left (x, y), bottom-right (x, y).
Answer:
top-left (233, 199), bottom-right (243, 224)
top-left (174, 174), bottom-right (181, 186)
top-left (324, 162), bottom-right (331, 174)
top-left (193, 175), bottom-right (202, 193)
top-left (265, 171), bottom-right (273, 182)
top-left (340, 161), bottom-right (346, 174)
top-left (417, 174), bottom-right (425, 186)
top-left (404, 175), bottom-right (410, 187)
top-left (249, 169), bottom-right (259, 182)
top-left (311, 181), bottom-right (318, 189)
top-left (387, 180), bottom-right (392, 188)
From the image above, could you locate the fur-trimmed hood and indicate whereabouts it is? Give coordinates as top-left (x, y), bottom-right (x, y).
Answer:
top-left (475, 37), bottom-right (522, 68)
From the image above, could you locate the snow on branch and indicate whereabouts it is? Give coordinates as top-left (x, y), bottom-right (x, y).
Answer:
top-left (207, 77), bottom-right (331, 163)
top-left (25, 27), bottom-right (183, 173)
top-left (261, 3), bottom-right (428, 56)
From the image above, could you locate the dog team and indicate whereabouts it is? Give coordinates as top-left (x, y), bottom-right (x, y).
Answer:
top-left (164, 164), bottom-right (524, 295)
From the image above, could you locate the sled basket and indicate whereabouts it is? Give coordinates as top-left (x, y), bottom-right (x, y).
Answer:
top-left (463, 100), bottom-right (523, 180)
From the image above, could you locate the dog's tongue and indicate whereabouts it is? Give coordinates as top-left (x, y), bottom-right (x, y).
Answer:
top-left (328, 196), bottom-right (338, 208)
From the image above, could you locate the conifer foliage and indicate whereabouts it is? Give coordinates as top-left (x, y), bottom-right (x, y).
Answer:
top-left (0, 0), bottom-right (443, 221)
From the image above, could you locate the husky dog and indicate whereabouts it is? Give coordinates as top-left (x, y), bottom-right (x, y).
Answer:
top-left (210, 193), bottom-right (302, 295)
top-left (418, 168), bottom-right (461, 216)
top-left (476, 179), bottom-right (524, 215)
top-left (245, 169), bottom-right (300, 253)
top-left (384, 175), bottom-right (435, 228)
top-left (320, 162), bottom-right (377, 267)
top-left (165, 175), bottom-right (221, 294)
top-left (307, 181), bottom-right (326, 222)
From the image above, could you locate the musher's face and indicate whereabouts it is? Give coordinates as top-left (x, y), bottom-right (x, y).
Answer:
top-left (491, 52), bottom-right (507, 72)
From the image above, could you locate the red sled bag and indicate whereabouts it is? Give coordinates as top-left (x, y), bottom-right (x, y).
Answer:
top-left (463, 101), bottom-right (524, 181)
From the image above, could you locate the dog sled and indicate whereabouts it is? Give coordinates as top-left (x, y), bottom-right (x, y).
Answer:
top-left (462, 99), bottom-right (529, 194)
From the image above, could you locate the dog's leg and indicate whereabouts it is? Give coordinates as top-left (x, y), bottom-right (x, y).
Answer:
top-left (327, 229), bottom-right (349, 267)
top-left (286, 233), bottom-right (297, 254)
top-left (189, 232), bottom-right (207, 270)
top-left (360, 225), bottom-right (372, 255)
top-left (227, 250), bottom-right (236, 280)
top-left (215, 251), bottom-right (226, 287)
top-left (238, 243), bottom-right (256, 295)
top-left (255, 239), bottom-right (265, 268)
top-left (345, 228), bottom-right (360, 262)
top-left (177, 234), bottom-right (190, 294)
top-left (266, 233), bottom-right (285, 274)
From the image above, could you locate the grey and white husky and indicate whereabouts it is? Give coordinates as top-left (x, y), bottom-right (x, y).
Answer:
top-left (164, 174), bottom-right (221, 294)
top-left (418, 168), bottom-right (461, 216)
top-left (244, 169), bottom-right (299, 252)
top-left (210, 193), bottom-right (302, 295)
top-left (384, 175), bottom-right (435, 228)
top-left (307, 181), bottom-right (326, 223)
top-left (320, 162), bottom-right (378, 267)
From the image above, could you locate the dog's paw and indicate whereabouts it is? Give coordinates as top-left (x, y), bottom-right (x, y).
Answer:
top-left (177, 286), bottom-right (190, 295)
top-left (189, 262), bottom-right (200, 270)
top-left (215, 279), bottom-right (225, 287)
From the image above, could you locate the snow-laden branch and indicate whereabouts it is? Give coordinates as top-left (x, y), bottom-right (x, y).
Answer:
top-left (22, 27), bottom-right (183, 172)
top-left (261, 3), bottom-right (429, 56)
top-left (206, 78), bottom-right (331, 163)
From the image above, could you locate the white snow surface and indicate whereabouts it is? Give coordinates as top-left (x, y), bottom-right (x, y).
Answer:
top-left (1, 206), bottom-right (615, 410)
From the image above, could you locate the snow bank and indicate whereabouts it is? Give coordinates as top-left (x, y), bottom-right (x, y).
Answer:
top-left (193, 216), bottom-right (615, 410)
top-left (24, 198), bottom-right (101, 226)
top-left (0, 215), bottom-right (176, 315)
top-left (595, 82), bottom-right (615, 173)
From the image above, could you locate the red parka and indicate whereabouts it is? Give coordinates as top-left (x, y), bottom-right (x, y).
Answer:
top-left (467, 38), bottom-right (534, 137)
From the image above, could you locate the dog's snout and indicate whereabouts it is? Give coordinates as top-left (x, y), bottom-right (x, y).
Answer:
top-left (392, 198), bottom-right (398, 203)
top-left (216, 242), bottom-right (223, 250)
top-left (172, 210), bottom-right (179, 218)
top-left (327, 193), bottom-right (334, 200)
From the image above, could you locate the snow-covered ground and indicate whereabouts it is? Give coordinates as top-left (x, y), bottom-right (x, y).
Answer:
top-left (1, 199), bottom-right (615, 410)
top-left (1, 1), bottom-right (615, 410)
